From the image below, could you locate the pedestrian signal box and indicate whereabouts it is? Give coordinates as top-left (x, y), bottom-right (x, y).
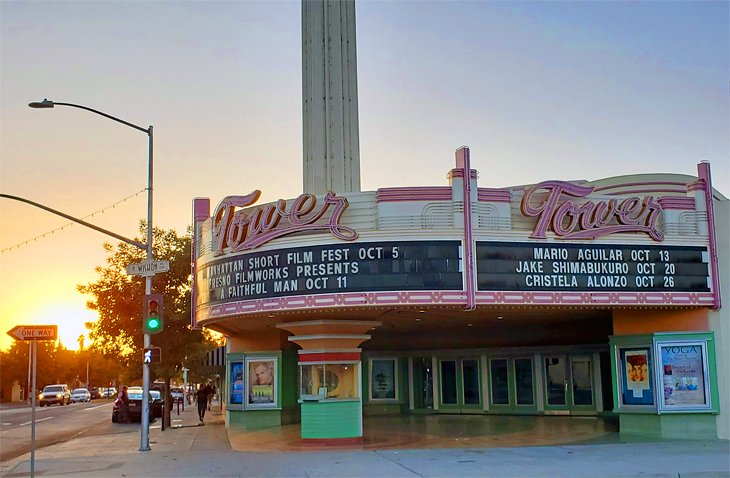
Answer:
top-left (144, 346), bottom-right (162, 364)
top-left (143, 294), bottom-right (164, 335)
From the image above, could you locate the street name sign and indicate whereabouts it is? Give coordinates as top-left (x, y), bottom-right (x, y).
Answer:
top-left (126, 259), bottom-right (170, 277)
top-left (7, 325), bottom-right (58, 341)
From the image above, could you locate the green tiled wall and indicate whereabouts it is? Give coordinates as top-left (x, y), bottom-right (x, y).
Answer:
top-left (301, 400), bottom-right (361, 438)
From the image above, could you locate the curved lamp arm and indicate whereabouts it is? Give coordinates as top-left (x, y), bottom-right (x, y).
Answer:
top-left (29, 99), bottom-right (150, 134)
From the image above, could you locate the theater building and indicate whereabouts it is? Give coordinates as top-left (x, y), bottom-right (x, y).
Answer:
top-left (190, 1), bottom-right (728, 443)
top-left (191, 150), bottom-right (727, 441)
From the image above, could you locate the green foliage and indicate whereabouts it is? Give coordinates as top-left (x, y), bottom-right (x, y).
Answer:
top-left (0, 338), bottom-right (131, 399)
top-left (79, 222), bottom-right (216, 383)
top-left (1, 340), bottom-right (76, 391)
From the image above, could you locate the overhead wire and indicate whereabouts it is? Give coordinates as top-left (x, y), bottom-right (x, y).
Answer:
top-left (1, 189), bottom-right (147, 254)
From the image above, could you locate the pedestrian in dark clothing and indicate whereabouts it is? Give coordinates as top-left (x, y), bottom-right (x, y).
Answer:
top-left (117, 385), bottom-right (130, 423)
top-left (196, 383), bottom-right (210, 423)
top-left (208, 384), bottom-right (217, 411)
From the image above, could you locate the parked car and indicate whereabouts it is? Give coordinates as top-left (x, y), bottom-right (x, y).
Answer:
top-left (170, 387), bottom-right (184, 403)
top-left (70, 388), bottom-right (91, 403)
top-left (101, 387), bottom-right (117, 398)
top-left (39, 384), bottom-right (71, 406)
top-left (89, 387), bottom-right (101, 400)
top-left (112, 387), bottom-right (155, 423)
top-left (150, 390), bottom-right (164, 418)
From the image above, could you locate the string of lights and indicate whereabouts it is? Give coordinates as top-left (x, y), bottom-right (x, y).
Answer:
top-left (1, 188), bottom-right (147, 254)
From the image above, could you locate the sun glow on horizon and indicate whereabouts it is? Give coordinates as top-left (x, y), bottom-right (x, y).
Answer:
top-left (1, 297), bottom-right (98, 352)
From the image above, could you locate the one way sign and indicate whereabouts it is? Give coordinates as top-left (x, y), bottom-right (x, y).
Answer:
top-left (7, 325), bottom-right (58, 341)
top-left (143, 347), bottom-right (162, 364)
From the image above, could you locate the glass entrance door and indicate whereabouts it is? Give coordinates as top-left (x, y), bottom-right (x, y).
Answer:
top-left (570, 356), bottom-right (594, 408)
top-left (438, 358), bottom-right (482, 412)
top-left (544, 356), bottom-right (569, 410)
top-left (488, 357), bottom-right (537, 413)
top-left (543, 354), bottom-right (595, 413)
top-left (412, 357), bottom-right (433, 411)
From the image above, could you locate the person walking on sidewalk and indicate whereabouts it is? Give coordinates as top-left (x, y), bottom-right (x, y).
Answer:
top-left (196, 383), bottom-right (211, 424)
top-left (208, 383), bottom-right (217, 411)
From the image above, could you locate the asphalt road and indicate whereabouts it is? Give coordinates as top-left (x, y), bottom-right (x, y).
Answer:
top-left (0, 399), bottom-right (145, 462)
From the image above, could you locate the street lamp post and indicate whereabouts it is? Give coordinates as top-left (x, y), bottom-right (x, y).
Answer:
top-left (29, 99), bottom-right (155, 452)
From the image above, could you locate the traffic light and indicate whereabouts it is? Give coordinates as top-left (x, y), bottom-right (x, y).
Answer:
top-left (143, 294), bottom-right (164, 335)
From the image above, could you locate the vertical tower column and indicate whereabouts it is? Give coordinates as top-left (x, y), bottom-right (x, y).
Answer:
top-left (302, 0), bottom-right (361, 195)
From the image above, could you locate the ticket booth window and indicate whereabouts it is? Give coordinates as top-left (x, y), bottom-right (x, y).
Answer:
top-left (300, 363), bottom-right (359, 400)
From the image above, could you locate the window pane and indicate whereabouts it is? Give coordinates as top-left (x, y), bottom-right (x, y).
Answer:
top-left (515, 358), bottom-right (534, 405)
top-left (413, 357), bottom-right (433, 409)
top-left (545, 357), bottom-right (566, 406)
top-left (571, 358), bottom-right (593, 406)
top-left (249, 360), bottom-right (275, 405)
top-left (441, 360), bottom-right (457, 404)
top-left (325, 364), bottom-right (358, 399)
top-left (300, 364), bottom-right (324, 397)
top-left (490, 359), bottom-right (509, 405)
top-left (462, 359), bottom-right (480, 405)
top-left (230, 362), bottom-right (244, 404)
top-left (371, 359), bottom-right (396, 399)
top-left (660, 343), bottom-right (707, 408)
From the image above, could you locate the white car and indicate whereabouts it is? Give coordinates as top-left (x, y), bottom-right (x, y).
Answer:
top-left (101, 387), bottom-right (117, 398)
top-left (70, 388), bottom-right (91, 403)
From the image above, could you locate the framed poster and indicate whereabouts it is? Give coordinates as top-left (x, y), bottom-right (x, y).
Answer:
top-left (246, 357), bottom-right (277, 408)
top-left (230, 362), bottom-right (244, 405)
top-left (370, 358), bottom-right (397, 400)
top-left (619, 348), bottom-right (654, 406)
top-left (655, 340), bottom-right (711, 411)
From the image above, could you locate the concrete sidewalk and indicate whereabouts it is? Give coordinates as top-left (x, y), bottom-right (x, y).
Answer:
top-left (2, 402), bottom-right (728, 478)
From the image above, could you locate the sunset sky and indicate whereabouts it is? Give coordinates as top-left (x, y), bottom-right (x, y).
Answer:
top-left (1, 1), bottom-right (727, 351)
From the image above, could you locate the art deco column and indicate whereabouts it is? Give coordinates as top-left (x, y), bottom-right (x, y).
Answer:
top-left (302, 0), bottom-right (361, 195)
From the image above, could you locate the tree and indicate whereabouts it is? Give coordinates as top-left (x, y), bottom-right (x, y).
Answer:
top-left (0, 339), bottom-right (79, 400)
top-left (79, 223), bottom-right (218, 427)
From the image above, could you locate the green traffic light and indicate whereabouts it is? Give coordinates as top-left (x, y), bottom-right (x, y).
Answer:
top-left (144, 294), bottom-right (164, 335)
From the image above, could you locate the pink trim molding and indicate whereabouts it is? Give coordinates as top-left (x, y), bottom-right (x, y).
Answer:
top-left (477, 188), bottom-right (512, 202)
top-left (475, 291), bottom-right (715, 306)
top-left (376, 187), bottom-right (452, 202)
top-left (657, 196), bottom-right (695, 210)
top-left (698, 163), bottom-right (722, 310)
top-left (197, 290), bottom-right (468, 322)
top-left (456, 147), bottom-right (477, 311)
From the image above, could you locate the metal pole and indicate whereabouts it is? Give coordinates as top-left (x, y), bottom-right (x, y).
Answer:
top-left (86, 361), bottom-right (89, 388)
top-left (27, 343), bottom-right (32, 403)
top-left (140, 126), bottom-right (153, 451)
top-left (30, 341), bottom-right (37, 478)
top-left (29, 100), bottom-right (155, 451)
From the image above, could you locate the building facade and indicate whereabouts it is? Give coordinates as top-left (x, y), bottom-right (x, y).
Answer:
top-left (192, 148), bottom-right (727, 441)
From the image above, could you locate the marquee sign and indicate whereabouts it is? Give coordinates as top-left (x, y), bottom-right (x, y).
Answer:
top-left (476, 241), bottom-right (710, 292)
top-left (197, 240), bottom-right (463, 306)
top-left (521, 181), bottom-right (664, 241)
top-left (212, 190), bottom-right (358, 255)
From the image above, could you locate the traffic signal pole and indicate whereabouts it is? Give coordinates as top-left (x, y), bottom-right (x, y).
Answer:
top-left (140, 126), bottom-right (153, 452)
top-left (24, 100), bottom-right (155, 453)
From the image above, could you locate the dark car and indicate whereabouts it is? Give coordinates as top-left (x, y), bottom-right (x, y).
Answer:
top-left (150, 390), bottom-right (164, 418)
top-left (39, 384), bottom-right (71, 406)
top-left (112, 387), bottom-right (155, 423)
top-left (89, 387), bottom-right (102, 400)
